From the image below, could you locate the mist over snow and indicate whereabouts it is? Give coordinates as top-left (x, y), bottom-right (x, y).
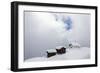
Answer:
top-left (24, 12), bottom-right (90, 60)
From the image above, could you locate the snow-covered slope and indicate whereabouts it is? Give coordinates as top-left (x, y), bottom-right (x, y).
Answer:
top-left (25, 47), bottom-right (90, 62)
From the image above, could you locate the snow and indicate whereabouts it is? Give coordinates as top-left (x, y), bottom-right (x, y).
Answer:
top-left (69, 42), bottom-right (80, 47)
top-left (56, 46), bottom-right (66, 49)
top-left (25, 47), bottom-right (90, 62)
top-left (46, 49), bottom-right (56, 53)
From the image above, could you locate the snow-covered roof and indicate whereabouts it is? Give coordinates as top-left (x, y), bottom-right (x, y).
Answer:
top-left (56, 46), bottom-right (66, 49)
top-left (46, 49), bottom-right (56, 53)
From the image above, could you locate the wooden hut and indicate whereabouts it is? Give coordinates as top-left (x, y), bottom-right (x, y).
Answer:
top-left (69, 42), bottom-right (80, 48)
top-left (46, 49), bottom-right (56, 57)
top-left (56, 46), bottom-right (66, 54)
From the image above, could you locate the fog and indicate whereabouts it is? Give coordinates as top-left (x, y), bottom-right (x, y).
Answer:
top-left (24, 12), bottom-right (90, 60)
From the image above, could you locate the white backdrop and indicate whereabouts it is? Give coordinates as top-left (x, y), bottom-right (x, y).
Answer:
top-left (0, 0), bottom-right (99, 73)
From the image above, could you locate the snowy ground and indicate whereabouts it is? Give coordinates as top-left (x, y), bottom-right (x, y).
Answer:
top-left (25, 47), bottom-right (90, 62)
